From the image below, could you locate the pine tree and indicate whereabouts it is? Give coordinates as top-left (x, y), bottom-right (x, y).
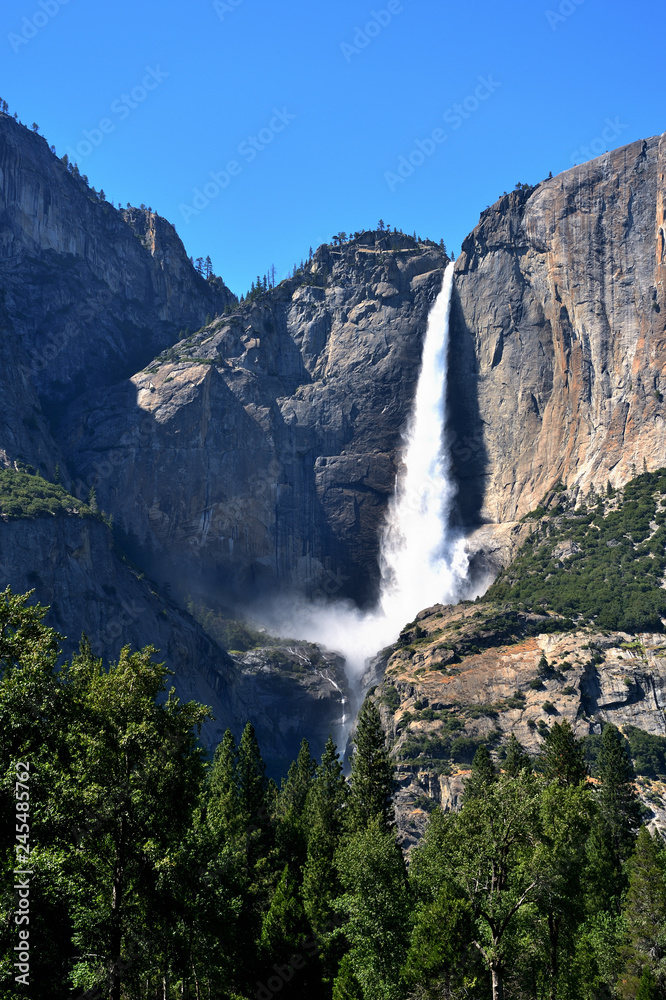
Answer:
top-left (195, 257), bottom-right (204, 275)
top-left (462, 744), bottom-right (497, 802)
top-left (204, 255), bottom-right (213, 279)
top-left (276, 738), bottom-right (316, 871)
top-left (259, 865), bottom-right (309, 969)
top-left (540, 719), bottom-right (588, 786)
top-left (402, 884), bottom-right (474, 998)
top-left (237, 721), bottom-right (267, 827)
top-left (302, 737), bottom-right (348, 933)
top-left (503, 733), bottom-right (532, 777)
top-left (346, 699), bottom-right (396, 833)
top-left (587, 724), bottom-right (643, 909)
top-left (597, 724), bottom-right (642, 864)
top-left (205, 728), bottom-right (240, 840)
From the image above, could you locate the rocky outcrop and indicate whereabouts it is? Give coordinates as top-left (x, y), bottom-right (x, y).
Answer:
top-left (369, 602), bottom-right (666, 847)
top-left (61, 236), bottom-right (449, 605)
top-left (450, 132), bottom-right (666, 536)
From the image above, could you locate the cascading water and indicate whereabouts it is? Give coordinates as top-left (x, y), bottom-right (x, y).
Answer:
top-left (377, 260), bottom-right (469, 625)
top-left (262, 261), bottom-right (469, 690)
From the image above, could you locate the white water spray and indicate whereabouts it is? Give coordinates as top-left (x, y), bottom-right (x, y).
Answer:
top-left (259, 262), bottom-right (469, 683)
top-left (377, 261), bottom-right (468, 626)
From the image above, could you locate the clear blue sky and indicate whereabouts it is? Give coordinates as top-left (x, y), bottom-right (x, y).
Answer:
top-left (2, 0), bottom-right (663, 296)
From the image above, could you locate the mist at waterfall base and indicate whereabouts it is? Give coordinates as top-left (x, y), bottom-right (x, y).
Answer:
top-left (258, 262), bottom-right (472, 682)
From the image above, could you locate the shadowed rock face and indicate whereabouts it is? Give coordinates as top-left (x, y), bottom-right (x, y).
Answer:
top-left (450, 131), bottom-right (666, 531)
top-left (0, 514), bottom-right (351, 772)
top-left (0, 112), bottom-right (235, 427)
top-left (62, 236), bottom-right (448, 606)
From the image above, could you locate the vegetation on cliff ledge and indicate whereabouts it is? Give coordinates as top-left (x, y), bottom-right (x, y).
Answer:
top-left (487, 469), bottom-right (666, 632)
top-left (0, 468), bottom-right (103, 522)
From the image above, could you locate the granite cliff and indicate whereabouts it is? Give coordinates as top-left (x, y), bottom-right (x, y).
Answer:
top-left (0, 111), bottom-right (235, 432)
top-left (450, 132), bottom-right (666, 563)
top-left (60, 233), bottom-right (448, 607)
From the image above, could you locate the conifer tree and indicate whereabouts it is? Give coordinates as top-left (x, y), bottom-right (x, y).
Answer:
top-left (237, 721), bottom-right (267, 827)
top-left (346, 699), bottom-right (396, 833)
top-left (540, 719), bottom-right (588, 786)
top-left (276, 737), bottom-right (316, 871)
top-left (462, 744), bottom-right (497, 802)
top-left (206, 728), bottom-right (240, 840)
top-left (259, 865), bottom-right (308, 970)
top-left (596, 724), bottom-right (642, 864)
top-left (302, 737), bottom-right (348, 939)
top-left (333, 818), bottom-right (410, 999)
top-left (587, 724), bottom-right (643, 909)
top-left (503, 733), bottom-right (532, 777)
top-left (402, 884), bottom-right (474, 998)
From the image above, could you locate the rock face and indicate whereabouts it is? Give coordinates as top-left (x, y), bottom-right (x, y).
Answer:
top-left (0, 512), bottom-right (350, 770)
top-left (0, 112), bottom-right (235, 426)
top-left (450, 132), bottom-right (666, 533)
top-left (368, 602), bottom-right (666, 848)
top-left (61, 235), bottom-right (448, 605)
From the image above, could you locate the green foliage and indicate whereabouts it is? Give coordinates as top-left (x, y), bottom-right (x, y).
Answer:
top-left (3, 585), bottom-right (666, 999)
top-left (617, 827), bottom-right (666, 998)
top-left (624, 725), bottom-right (666, 779)
top-left (502, 733), bottom-right (532, 776)
top-left (401, 884), bottom-right (474, 997)
top-left (539, 719), bottom-right (588, 786)
top-left (0, 468), bottom-right (100, 520)
top-left (333, 819), bottom-right (410, 1000)
top-left (587, 723), bottom-right (643, 910)
top-left (487, 468), bottom-right (666, 632)
top-left (346, 699), bottom-right (397, 833)
top-left (185, 598), bottom-right (287, 652)
top-left (462, 743), bottom-right (497, 801)
top-left (379, 684), bottom-right (401, 711)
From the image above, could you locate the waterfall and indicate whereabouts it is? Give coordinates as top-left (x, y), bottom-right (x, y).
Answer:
top-left (261, 262), bottom-right (469, 685)
top-left (377, 260), bottom-right (468, 624)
